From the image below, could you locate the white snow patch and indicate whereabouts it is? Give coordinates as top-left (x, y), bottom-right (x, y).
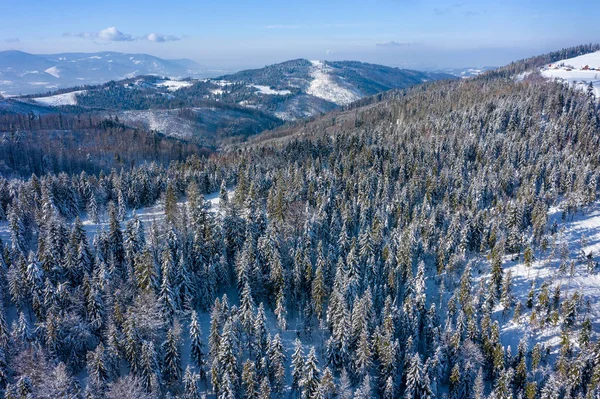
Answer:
top-left (211, 80), bottom-right (232, 87)
top-left (306, 60), bottom-right (362, 105)
top-left (81, 189), bottom-right (234, 237)
top-left (515, 71), bottom-right (533, 82)
top-left (44, 66), bottom-right (61, 78)
top-left (155, 79), bottom-right (193, 91)
top-left (31, 90), bottom-right (87, 106)
top-left (481, 201), bottom-right (600, 354)
top-left (251, 84), bottom-right (291, 95)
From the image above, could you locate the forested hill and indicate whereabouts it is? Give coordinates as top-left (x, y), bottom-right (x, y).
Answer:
top-left (0, 113), bottom-right (208, 177)
top-left (0, 44), bottom-right (598, 399)
top-left (247, 43), bottom-right (600, 146)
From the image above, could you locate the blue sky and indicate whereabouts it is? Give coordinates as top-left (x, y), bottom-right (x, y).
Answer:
top-left (1, 0), bottom-right (598, 70)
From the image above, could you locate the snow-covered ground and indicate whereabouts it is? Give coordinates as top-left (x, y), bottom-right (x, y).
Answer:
top-left (306, 60), bottom-right (362, 105)
top-left (30, 90), bottom-right (87, 106)
top-left (155, 79), bottom-right (193, 91)
top-left (80, 189), bottom-right (232, 237)
top-left (251, 84), bottom-right (291, 95)
top-left (541, 51), bottom-right (600, 98)
top-left (0, 189), bottom-right (232, 245)
top-left (480, 201), bottom-right (600, 354)
top-left (44, 66), bottom-right (61, 78)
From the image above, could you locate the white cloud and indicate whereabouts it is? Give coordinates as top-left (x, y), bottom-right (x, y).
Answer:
top-left (63, 27), bottom-right (181, 43)
top-left (64, 26), bottom-right (133, 41)
top-left (97, 26), bottom-right (133, 41)
top-left (146, 33), bottom-right (181, 43)
top-left (4, 37), bottom-right (20, 43)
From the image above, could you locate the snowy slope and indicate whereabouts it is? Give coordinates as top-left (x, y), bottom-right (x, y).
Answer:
top-left (251, 84), bottom-right (291, 95)
top-left (44, 66), bottom-right (61, 78)
top-left (307, 60), bottom-right (362, 105)
top-left (480, 201), bottom-right (600, 354)
top-left (30, 90), bottom-right (87, 106)
top-left (156, 79), bottom-right (193, 91)
top-left (541, 51), bottom-right (600, 98)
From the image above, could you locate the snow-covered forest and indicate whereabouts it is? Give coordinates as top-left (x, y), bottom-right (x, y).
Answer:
top-left (0, 44), bottom-right (599, 399)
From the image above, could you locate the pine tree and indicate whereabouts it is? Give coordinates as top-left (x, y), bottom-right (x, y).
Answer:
top-left (160, 249), bottom-right (177, 324)
top-left (492, 368), bottom-right (514, 399)
top-left (268, 333), bottom-right (286, 395)
top-left (382, 375), bottom-right (395, 399)
top-left (319, 367), bottom-right (336, 399)
top-left (165, 181), bottom-right (179, 226)
top-left (217, 321), bottom-right (239, 394)
top-left (254, 303), bottom-right (269, 358)
top-left (239, 282), bottom-right (256, 347)
top-left (274, 290), bottom-right (287, 331)
top-left (87, 343), bottom-right (109, 390)
top-left (135, 248), bottom-right (157, 293)
top-left (338, 369), bottom-right (353, 399)
top-left (107, 201), bottom-right (124, 270)
top-left (312, 263), bottom-right (326, 321)
top-left (354, 325), bottom-right (372, 379)
top-left (219, 180), bottom-right (229, 209)
top-left (291, 339), bottom-right (305, 393)
top-left (183, 366), bottom-right (201, 399)
top-left (473, 368), bottom-right (485, 399)
top-left (258, 376), bottom-right (271, 399)
top-left (242, 360), bottom-right (258, 399)
top-left (189, 311), bottom-right (207, 380)
top-left (162, 326), bottom-right (182, 388)
top-left (301, 347), bottom-right (320, 399)
top-left (140, 340), bottom-right (162, 394)
top-left (354, 374), bottom-right (372, 399)
top-left (404, 353), bottom-right (432, 399)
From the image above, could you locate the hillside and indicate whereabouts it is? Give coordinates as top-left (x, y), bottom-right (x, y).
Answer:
top-left (539, 50), bottom-right (600, 98)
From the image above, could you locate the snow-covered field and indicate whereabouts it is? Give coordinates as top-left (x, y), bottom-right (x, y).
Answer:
top-left (307, 60), bottom-right (362, 105)
top-left (30, 90), bottom-right (87, 106)
top-left (156, 79), bottom-right (193, 91)
top-left (541, 51), bottom-right (600, 98)
top-left (251, 84), bottom-right (291, 95)
top-left (480, 201), bottom-right (600, 354)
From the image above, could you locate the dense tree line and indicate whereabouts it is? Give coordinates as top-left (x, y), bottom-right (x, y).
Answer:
top-left (0, 45), bottom-right (598, 398)
top-left (0, 114), bottom-right (209, 177)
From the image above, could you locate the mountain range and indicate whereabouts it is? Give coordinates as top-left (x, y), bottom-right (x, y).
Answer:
top-left (0, 50), bottom-right (206, 95)
top-left (2, 56), bottom-right (455, 144)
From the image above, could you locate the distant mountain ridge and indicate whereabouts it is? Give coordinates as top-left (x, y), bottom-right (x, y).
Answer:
top-left (0, 50), bottom-right (205, 95)
top-left (4, 58), bottom-right (455, 144)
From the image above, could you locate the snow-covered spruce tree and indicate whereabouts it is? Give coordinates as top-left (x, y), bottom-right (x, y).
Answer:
top-left (291, 338), bottom-right (305, 394)
top-left (300, 347), bottom-right (320, 399)
top-left (404, 353), bottom-right (432, 399)
top-left (140, 340), bottom-right (162, 394)
top-left (162, 326), bottom-right (182, 390)
top-left (189, 310), bottom-right (207, 380)
top-left (267, 333), bottom-right (286, 395)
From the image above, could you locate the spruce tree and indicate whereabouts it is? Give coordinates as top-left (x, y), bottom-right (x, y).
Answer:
top-left (189, 311), bottom-right (207, 380)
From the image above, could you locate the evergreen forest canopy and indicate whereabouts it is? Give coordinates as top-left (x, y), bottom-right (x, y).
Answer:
top-left (0, 44), bottom-right (598, 398)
